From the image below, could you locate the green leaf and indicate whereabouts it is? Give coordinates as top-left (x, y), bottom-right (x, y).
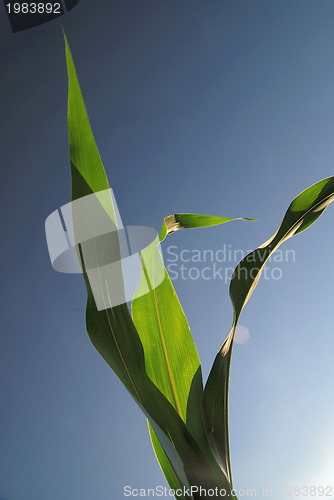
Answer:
top-left (65, 34), bottom-right (109, 196)
top-left (148, 422), bottom-right (187, 500)
top-left (159, 213), bottom-right (256, 241)
top-left (203, 176), bottom-right (334, 486)
top-left (133, 213), bottom-right (253, 491)
top-left (134, 213), bottom-right (250, 423)
top-left (64, 34), bottom-right (237, 497)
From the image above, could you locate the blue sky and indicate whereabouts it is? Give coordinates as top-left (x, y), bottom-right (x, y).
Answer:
top-left (1, 1), bottom-right (334, 499)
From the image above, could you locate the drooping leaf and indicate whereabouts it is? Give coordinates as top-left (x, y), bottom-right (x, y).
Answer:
top-left (160, 213), bottom-right (256, 240)
top-left (203, 176), bottom-right (334, 486)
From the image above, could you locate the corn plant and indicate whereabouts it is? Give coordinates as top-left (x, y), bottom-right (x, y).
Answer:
top-left (50, 37), bottom-right (334, 499)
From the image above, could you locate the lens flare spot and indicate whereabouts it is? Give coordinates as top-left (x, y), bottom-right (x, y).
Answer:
top-left (235, 325), bottom-right (250, 344)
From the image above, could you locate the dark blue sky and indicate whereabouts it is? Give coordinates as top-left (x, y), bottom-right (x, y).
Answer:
top-left (1, 2), bottom-right (334, 499)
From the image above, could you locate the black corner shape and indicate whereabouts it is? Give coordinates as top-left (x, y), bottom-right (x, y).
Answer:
top-left (3, 0), bottom-right (80, 33)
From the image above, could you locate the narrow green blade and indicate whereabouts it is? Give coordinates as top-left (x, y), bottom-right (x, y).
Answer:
top-left (203, 176), bottom-right (334, 486)
top-left (148, 422), bottom-right (186, 500)
top-left (160, 213), bottom-right (255, 240)
top-left (65, 34), bottom-right (109, 197)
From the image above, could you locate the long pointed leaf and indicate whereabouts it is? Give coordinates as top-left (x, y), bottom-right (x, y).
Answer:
top-left (65, 34), bottom-right (236, 498)
top-left (203, 176), bottom-right (334, 485)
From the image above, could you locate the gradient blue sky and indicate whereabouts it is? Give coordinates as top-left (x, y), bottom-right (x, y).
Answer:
top-left (1, 2), bottom-right (334, 499)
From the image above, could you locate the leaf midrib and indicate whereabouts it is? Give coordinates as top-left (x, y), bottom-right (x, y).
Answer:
top-left (140, 252), bottom-right (184, 419)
